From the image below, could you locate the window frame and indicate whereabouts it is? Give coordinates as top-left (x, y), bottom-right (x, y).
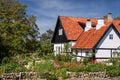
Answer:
top-left (58, 28), bottom-right (63, 35)
top-left (109, 34), bottom-right (113, 40)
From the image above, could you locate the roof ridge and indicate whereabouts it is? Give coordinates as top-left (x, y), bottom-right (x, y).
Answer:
top-left (59, 16), bottom-right (98, 19)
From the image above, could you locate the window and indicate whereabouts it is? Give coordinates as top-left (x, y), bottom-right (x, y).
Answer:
top-left (58, 28), bottom-right (63, 35)
top-left (85, 52), bottom-right (89, 56)
top-left (109, 34), bottom-right (113, 39)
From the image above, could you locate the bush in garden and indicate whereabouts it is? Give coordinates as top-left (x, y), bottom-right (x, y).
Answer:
top-left (84, 63), bottom-right (105, 72)
top-left (67, 65), bottom-right (84, 72)
top-left (55, 54), bottom-right (62, 61)
top-left (90, 53), bottom-right (96, 61)
top-left (2, 57), bottom-right (10, 64)
top-left (105, 65), bottom-right (120, 77)
top-left (34, 61), bottom-right (54, 73)
top-left (55, 68), bottom-right (68, 79)
top-left (1, 62), bottom-right (27, 73)
top-left (107, 69), bottom-right (120, 77)
top-left (47, 74), bottom-right (58, 80)
top-left (62, 53), bottom-right (72, 62)
top-left (82, 57), bottom-right (90, 65)
top-left (55, 54), bottom-right (72, 62)
top-left (109, 58), bottom-right (120, 67)
top-left (42, 53), bottom-right (55, 60)
top-left (82, 53), bottom-right (96, 65)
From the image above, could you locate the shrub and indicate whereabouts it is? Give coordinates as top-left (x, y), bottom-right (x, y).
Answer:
top-left (82, 53), bottom-right (96, 65)
top-left (82, 57), bottom-right (90, 65)
top-left (34, 61), bottom-right (54, 73)
top-left (62, 53), bottom-right (72, 62)
top-left (1, 62), bottom-right (27, 73)
top-left (107, 69), bottom-right (120, 77)
top-left (84, 63), bottom-right (105, 72)
top-left (67, 65), bottom-right (84, 72)
top-left (109, 58), bottom-right (120, 66)
top-left (105, 65), bottom-right (120, 77)
top-left (41, 53), bottom-right (55, 60)
top-left (55, 68), bottom-right (68, 79)
top-left (2, 57), bottom-right (10, 64)
top-left (55, 54), bottom-right (62, 61)
top-left (47, 74), bottom-right (58, 80)
top-left (55, 54), bottom-right (72, 62)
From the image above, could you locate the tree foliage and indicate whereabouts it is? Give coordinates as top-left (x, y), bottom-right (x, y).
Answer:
top-left (40, 29), bottom-right (53, 55)
top-left (0, 0), bottom-right (39, 58)
top-left (103, 15), bottom-right (120, 20)
top-left (114, 16), bottom-right (120, 20)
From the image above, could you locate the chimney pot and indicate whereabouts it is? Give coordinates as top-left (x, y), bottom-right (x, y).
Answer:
top-left (85, 19), bottom-right (92, 31)
top-left (96, 19), bottom-right (105, 30)
top-left (107, 13), bottom-right (113, 21)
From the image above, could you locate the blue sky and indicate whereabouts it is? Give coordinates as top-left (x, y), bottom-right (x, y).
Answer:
top-left (20, 0), bottom-right (120, 34)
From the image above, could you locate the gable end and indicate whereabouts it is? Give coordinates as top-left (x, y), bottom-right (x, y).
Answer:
top-left (94, 23), bottom-right (120, 49)
top-left (51, 17), bottom-right (68, 43)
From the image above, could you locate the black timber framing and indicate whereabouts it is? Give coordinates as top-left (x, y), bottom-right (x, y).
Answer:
top-left (51, 16), bottom-right (69, 43)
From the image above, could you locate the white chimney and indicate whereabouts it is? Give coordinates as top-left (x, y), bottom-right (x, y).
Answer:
top-left (96, 19), bottom-right (105, 30)
top-left (85, 19), bottom-right (92, 31)
top-left (107, 13), bottom-right (113, 21)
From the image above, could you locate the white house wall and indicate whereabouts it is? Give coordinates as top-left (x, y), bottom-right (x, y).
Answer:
top-left (77, 49), bottom-right (93, 61)
top-left (75, 26), bottom-right (120, 61)
top-left (54, 43), bottom-right (64, 56)
top-left (96, 27), bottom-right (120, 59)
top-left (70, 41), bottom-right (76, 46)
top-left (54, 41), bottom-right (76, 56)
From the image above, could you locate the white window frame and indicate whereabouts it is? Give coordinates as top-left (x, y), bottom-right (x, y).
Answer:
top-left (59, 28), bottom-right (63, 35)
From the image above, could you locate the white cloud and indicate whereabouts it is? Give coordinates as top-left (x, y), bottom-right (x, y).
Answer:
top-left (22, 0), bottom-right (115, 33)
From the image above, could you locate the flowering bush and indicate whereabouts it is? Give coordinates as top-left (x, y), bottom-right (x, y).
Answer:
top-left (55, 54), bottom-right (72, 62)
top-left (90, 60), bottom-right (98, 64)
top-left (54, 60), bottom-right (60, 64)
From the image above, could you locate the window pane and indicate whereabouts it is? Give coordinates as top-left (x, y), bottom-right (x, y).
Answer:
top-left (59, 29), bottom-right (63, 35)
top-left (109, 34), bottom-right (113, 39)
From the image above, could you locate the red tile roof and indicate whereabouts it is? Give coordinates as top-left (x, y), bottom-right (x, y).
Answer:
top-left (113, 20), bottom-right (120, 33)
top-left (60, 16), bottom-right (83, 40)
top-left (59, 16), bottom-right (120, 49)
top-left (72, 26), bottom-right (109, 49)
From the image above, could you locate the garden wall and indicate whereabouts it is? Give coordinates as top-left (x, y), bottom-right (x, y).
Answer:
top-left (0, 71), bottom-right (110, 79)
top-left (67, 72), bottom-right (109, 78)
top-left (0, 72), bottom-right (40, 79)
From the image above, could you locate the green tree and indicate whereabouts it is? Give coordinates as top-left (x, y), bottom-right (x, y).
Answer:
top-left (64, 43), bottom-right (69, 52)
top-left (114, 16), bottom-right (120, 20)
top-left (40, 29), bottom-right (53, 55)
top-left (103, 15), bottom-right (120, 20)
top-left (0, 0), bottom-right (39, 59)
top-left (103, 15), bottom-right (107, 19)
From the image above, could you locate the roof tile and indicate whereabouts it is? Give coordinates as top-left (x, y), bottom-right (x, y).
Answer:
top-left (59, 16), bottom-right (120, 49)
top-left (72, 26), bottom-right (109, 49)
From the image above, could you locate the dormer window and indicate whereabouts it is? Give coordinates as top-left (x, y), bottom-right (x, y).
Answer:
top-left (59, 28), bottom-right (63, 35)
top-left (109, 34), bottom-right (113, 39)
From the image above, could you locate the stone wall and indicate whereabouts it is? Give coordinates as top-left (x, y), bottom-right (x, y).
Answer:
top-left (67, 72), bottom-right (109, 78)
top-left (0, 72), bottom-right (40, 80)
top-left (0, 71), bottom-right (109, 79)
